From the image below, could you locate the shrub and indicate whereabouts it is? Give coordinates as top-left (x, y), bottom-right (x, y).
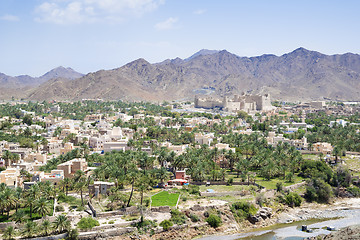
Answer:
top-left (66, 228), bottom-right (79, 240)
top-left (231, 201), bottom-right (257, 222)
top-left (159, 220), bottom-right (173, 231)
top-left (77, 206), bottom-right (85, 211)
top-left (286, 172), bottom-right (294, 183)
top-left (284, 192), bottom-right (302, 207)
top-left (108, 220), bottom-right (115, 224)
top-left (144, 198), bottom-right (151, 207)
top-left (347, 186), bottom-right (360, 197)
top-left (190, 214), bottom-right (200, 222)
top-left (170, 209), bottom-right (187, 225)
top-left (55, 205), bottom-right (65, 212)
top-left (132, 219), bottom-right (157, 233)
top-left (255, 192), bottom-right (266, 207)
top-left (227, 177), bottom-right (234, 186)
top-left (276, 182), bottom-right (283, 192)
top-left (206, 214), bottom-right (222, 228)
top-left (300, 160), bottom-right (333, 183)
top-left (188, 185), bottom-right (200, 195)
top-left (305, 178), bottom-right (333, 203)
top-left (77, 217), bottom-right (100, 230)
top-left (332, 166), bottom-right (352, 188)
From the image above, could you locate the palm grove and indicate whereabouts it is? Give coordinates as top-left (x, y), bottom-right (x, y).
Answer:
top-left (1, 101), bottom-right (360, 238)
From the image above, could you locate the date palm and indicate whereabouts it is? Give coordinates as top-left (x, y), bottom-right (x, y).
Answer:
top-left (75, 177), bottom-right (88, 206)
top-left (53, 215), bottom-right (70, 233)
top-left (13, 187), bottom-right (23, 213)
top-left (40, 219), bottom-right (53, 236)
top-left (2, 226), bottom-right (17, 240)
top-left (10, 209), bottom-right (28, 224)
top-left (21, 221), bottom-right (38, 238)
top-left (2, 187), bottom-right (16, 217)
top-left (25, 184), bottom-right (40, 218)
top-left (63, 177), bottom-right (72, 196)
top-left (34, 197), bottom-right (51, 217)
top-left (2, 150), bottom-right (12, 167)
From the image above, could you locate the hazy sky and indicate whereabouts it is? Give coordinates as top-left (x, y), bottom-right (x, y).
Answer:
top-left (1, 0), bottom-right (360, 76)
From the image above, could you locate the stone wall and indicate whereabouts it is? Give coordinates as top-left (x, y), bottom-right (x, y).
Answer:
top-left (22, 232), bottom-right (68, 240)
top-left (151, 206), bottom-right (171, 213)
top-left (0, 221), bottom-right (15, 230)
top-left (78, 227), bottom-right (136, 240)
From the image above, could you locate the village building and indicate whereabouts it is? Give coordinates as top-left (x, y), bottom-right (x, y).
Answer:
top-left (0, 168), bottom-right (20, 188)
top-left (57, 158), bottom-right (88, 178)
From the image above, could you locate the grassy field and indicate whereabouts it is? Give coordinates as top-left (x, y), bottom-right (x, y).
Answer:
top-left (343, 156), bottom-right (360, 173)
top-left (151, 191), bottom-right (180, 207)
top-left (302, 154), bottom-right (321, 161)
top-left (199, 184), bottom-right (253, 193)
top-left (206, 195), bottom-right (254, 204)
top-left (255, 175), bottom-right (305, 190)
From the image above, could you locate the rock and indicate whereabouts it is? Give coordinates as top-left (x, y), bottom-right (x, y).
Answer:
top-left (248, 215), bottom-right (262, 224)
top-left (190, 204), bottom-right (205, 211)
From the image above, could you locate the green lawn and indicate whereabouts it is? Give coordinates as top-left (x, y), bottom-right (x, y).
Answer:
top-left (151, 191), bottom-right (180, 207)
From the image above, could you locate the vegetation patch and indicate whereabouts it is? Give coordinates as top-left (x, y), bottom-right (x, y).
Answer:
top-left (151, 191), bottom-right (180, 207)
top-left (206, 214), bottom-right (222, 228)
top-left (231, 201), bottom-right (258, 222)
top-left (77, 217), bottom-right (100, 230)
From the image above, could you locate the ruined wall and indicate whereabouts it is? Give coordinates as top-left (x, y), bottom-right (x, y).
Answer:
top-left (195, 96), bottom-right (224, 109)
top-left (195, 94), bottom-right (273, 112)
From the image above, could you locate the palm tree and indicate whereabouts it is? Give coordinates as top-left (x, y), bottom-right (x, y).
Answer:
top-left (2, 150), bottom-right (12, 167)
top-left (156, 167), bottom-right (171, 184)
top-left (13, 187), bottom-right (23, 213)
top-left (63, 177), bottom-right (72, 196)
top-left (75, 177), bottom-right (87, 206)
top-left (2, 226), bottom-right (17, 240)
top-left (40, 219), bottom-right (53, 236)
top-left (53, 215), bottom-right (70, 233)
top-left (34, 197), bottom-right (51, 217)
top-left (2, 187), bottom-right (15, 217)
top-left (126, 170), bottom-right (138, 207)
top-left (25, 184), bottom-right (40, 219)
top-left (10, 209), bottom-right (28, 224)
top-left (21, 221), bottom-right (38, 238)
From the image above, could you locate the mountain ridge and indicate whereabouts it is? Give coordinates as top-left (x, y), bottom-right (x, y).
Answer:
top-left (0, 66), bottom-right (84, 89)
top-left (3, 48), bottom-right (360, 102)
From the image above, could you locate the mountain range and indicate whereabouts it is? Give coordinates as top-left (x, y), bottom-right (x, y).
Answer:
top-left (2, 48), bottom-right (360, 102)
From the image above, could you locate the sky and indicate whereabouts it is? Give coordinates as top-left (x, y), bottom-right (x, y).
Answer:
top-left (1, 0), bottom-right (360, 77)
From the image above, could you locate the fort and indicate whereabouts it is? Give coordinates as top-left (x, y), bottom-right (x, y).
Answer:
top-left (194, 93), bottom-right (273, 112)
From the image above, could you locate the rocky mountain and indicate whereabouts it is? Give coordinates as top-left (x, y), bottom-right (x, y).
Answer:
top-left (0, 66), bottom-right (83, 89)
top-left (185, 49), bottom-right (220, 61)
top-left (5, 48), bottom-right (360, 101)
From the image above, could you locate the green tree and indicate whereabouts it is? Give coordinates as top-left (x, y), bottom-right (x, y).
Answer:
top-left (305, 178), bottom-right (333, 203)
top-left (22, 115), bottom-right (33, 125)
